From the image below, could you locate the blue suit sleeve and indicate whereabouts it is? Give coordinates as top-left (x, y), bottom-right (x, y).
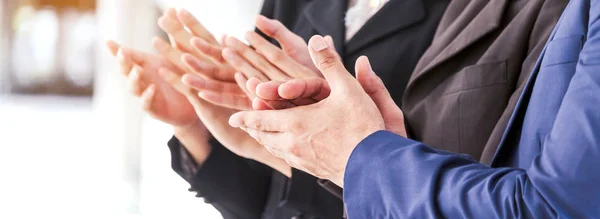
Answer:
top-left (343, 3), bottom-right (600, 218)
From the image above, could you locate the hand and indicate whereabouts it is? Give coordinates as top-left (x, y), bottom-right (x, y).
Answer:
top-left (182, 15), bottom-right (334, 110)
top-left (152, 27), bottom-right (292, 176)
top-left (229, 36), bottom-right (406, 186)
top-left (249, 70), bottom-right (407, 136)
top-left (254, 15), bottom-right (320, 74)
top-left (156, 8), bottom-right (255, 110)
top-left (105, 41), bottom-right (199, 128)
top-left (106, 40), bottom-right (212, 164)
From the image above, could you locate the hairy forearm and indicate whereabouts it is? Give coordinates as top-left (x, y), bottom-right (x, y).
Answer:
top-left (173, 120), bottom-right (212, 165)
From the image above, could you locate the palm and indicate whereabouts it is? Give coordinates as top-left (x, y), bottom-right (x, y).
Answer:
top-left (141, 54), bottom-right (198, 127)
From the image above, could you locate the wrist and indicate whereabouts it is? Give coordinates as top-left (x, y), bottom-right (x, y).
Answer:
top-left (250, 144), bottom-right (292, 177)
top-left (173, 119), bottom-right (207, 137)
top-left (173, 119), bottom-right (212, 164)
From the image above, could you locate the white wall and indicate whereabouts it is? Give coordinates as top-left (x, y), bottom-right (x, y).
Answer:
top-left (94, 0), bottom-right (264, 218)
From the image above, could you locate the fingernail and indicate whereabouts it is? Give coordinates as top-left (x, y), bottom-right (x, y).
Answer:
top-left (310, 36), bottom-right (328, 51)
top-left (229, 114), bottom-right (241, 127)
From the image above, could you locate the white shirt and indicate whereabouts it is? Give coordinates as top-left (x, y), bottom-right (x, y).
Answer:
top-left (345, 0), bottom-right (390, 41)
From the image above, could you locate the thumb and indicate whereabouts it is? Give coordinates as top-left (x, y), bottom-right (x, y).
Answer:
top-left (307, 35), bottom-right (353, 89)
top-left (255, 15), bottom-right (306, 49)
top-left (355, 56), bottom-right (407, 136)
top-left (106, 40), bottom-right (121, 56)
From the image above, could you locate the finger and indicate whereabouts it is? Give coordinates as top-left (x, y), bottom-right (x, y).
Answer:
top-left (246, 77), bottom-right (262, 97)
top-left (252, 98), bottom-right (275, 110)
top-left (117, 48), bottom-right (134, 77)
top-left (234, 72), bottom-right (254, 98)
top-left (224, 36), bottom-right (289, 80)
top-left (106, 40), bottom-right (120, 56)
top-left (355, 56), bottom-right (406, 136)
top-left (222, 48), bottom-right (269, 81)
top-left (324, 35), bottom-right (335, 49)
top-left (198, 90), bottom-right (252, 110)
top-left (323, 35), bottom-right (341, 61)
top-left (120, 47), bottom-right (148, 66)
top-left (229, 110), bottom-right (295, 132)
top-left (278, 78), bottom-right (330, 101)
top-left (140, 84), bottom-right (157, 112)
top-left (308, 35), bottom-right (352, 88)
top-left (255, 81), bottom-right (285, 100)
top-left (255, 79), bottom-right (325, 106)
top-left (127, 66), bottom-right (147, 97)
top-left (219, 34), bottom-right (227, 45)
top-left (245, 31), bottom-right (314, 78)
top-left (181, 53), bottom-right (222, 79)
top-left (257, 98), bottom-right (296, 110)
top-left (153, 37), bottom-right (187, 74)
top-left (157, 67), bottom-right (195, 96)
top-left (182, 73), bottom-right (244, 95)
top-left (177, 8), bottom-right (218, 44)
top-left (158, 9), bottom-right (197, 55)
top-left (254, 15), bottom-right (306, 51)
top-left (191, 37), bottom-right (224, 63)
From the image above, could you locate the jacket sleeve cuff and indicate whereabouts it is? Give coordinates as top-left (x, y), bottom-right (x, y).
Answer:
top-left (317, 179), bottom-right (343, 200)
top-left (168, 136), bottom-right (237, 199)
top-left (342, 130), bottom-right (415, 215)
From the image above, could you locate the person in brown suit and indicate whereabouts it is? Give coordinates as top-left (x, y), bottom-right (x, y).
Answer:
top-left (402, 0), bottom-right (568, 164)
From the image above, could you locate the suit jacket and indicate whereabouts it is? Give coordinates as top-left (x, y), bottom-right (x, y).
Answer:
top-left (343, 0), bottom-right (600, 217)
top-left (168, 0), bottom-right (449, 218)
top-left (320, 0), bottom-right (570, 200)
top-left (402, 0), bottom-right (568, 163)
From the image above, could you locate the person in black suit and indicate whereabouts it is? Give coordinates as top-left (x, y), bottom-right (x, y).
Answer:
top-left (107, 0), bottom-right (449, 218)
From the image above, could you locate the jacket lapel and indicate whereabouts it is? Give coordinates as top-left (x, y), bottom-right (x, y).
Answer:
top-left (303, 0), bottom-right (347, 53)
top-left (345, 0), bottom-right (426, 55)
top-left (406, 0), bottom-right (509, 87)
top-left (486, 11), bottom-right (564, 166)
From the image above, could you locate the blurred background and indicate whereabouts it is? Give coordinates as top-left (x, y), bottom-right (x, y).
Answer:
top-left (0, 0), bottom-right (263, 218)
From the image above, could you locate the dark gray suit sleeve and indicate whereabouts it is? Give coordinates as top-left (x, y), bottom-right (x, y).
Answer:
top-left (168, 137), bottom-right (272, 219)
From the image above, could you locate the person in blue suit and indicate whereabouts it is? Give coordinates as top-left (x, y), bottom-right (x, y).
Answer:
top-left (227, 0), bottom-right (600, 217)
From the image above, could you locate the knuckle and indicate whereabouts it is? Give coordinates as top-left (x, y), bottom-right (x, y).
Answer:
top-left (289, 144), bottom-right (303, 157)
top-left (283, 48), bottom-right (297, 59)
top-left (316, 54), bottom-right (338, 70)
top-left (288, 121), bottom-right (303, 133)
top-left (250, 115), bottom-right (263, 130)
top-left (269, 50), bottom-right (286, 63)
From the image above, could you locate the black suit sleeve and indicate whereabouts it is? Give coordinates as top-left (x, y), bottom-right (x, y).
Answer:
top-left (168, 137), bottom-right (272, 219)
top-left (279, 169), bottom-right (345, 218)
